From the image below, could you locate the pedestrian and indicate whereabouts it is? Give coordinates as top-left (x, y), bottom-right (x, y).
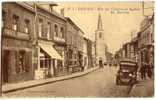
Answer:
top-left (147, 63), bottom-right (152, 79)
top-left (81, 65), bottom-right (84, 72)
top-left (140, 62), bottom-right (146, 80)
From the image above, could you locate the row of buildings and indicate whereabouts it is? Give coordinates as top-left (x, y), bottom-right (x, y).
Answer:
top-left (115, 14), bottom-right (154, 70)
top-left (1, 2), bottom-right (96, 84)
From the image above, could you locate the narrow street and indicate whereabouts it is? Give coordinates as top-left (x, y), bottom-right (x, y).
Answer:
top-left (3, 66), bottom-right (132, 97)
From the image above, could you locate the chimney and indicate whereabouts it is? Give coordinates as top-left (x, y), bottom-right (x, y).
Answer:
top-left (49, 3), bottom-right (58, 12)
top-left (49, 5), bottom-right (53, 12)
top-left (60, 8), bottom-right (64, 16)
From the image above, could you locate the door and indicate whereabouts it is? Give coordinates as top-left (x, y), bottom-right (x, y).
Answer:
top-left (2, 50), bottom-right (10, 83)
top-left (99, 60), bottom-right (103, 68)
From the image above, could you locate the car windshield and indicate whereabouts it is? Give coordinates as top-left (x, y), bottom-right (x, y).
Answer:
top-left (120, 65), bottom-right (136, 71)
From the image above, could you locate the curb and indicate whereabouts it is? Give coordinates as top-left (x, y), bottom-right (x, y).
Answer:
top-left (2, 67), bottom-right (99, 93)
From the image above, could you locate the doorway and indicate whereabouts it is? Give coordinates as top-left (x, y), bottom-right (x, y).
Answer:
top-left (99, 60), bottom-right (103, 68)
top-left (2, 50), bottom-right (10, 83)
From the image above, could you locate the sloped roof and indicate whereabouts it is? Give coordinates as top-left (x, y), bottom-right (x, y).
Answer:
top-left (16, 2), bottom-right (66, 21)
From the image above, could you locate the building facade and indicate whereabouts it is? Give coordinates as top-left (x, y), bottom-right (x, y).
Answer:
top-left (66, 17), bottom-right (84, 73)
top-left (92, 41), bottom-right (96, 67)
top-left (83, 37), bottom-right (89, 70)
top-left (1, 2), bottom-right (95, 84)
top-left (2, 2), bottom-right (34, 83)
top-left (32, 3), bottom-right (66, 79)
top-left (137, 15), bottom-right (154, 70)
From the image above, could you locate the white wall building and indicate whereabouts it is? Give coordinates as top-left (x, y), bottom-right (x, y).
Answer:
top-left (95, 14), bottom-right (107, 66)
top-left (83, 37), bottom-right (89, 69)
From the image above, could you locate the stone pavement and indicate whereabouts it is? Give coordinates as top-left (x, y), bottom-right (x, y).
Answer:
top-left (129, 77), bottom-right (154, 97)
top-left (3, 67), bottom-right (131, 97)
top-left (2, 67), bottom-right (98, 93)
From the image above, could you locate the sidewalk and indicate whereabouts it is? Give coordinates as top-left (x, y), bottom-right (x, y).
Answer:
top-left (129, 77), bottom-right (154, 97)
top-left (2, 67), bottom-right (99, 93)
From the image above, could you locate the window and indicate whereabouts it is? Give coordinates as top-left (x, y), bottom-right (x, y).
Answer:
top-left (2, 11), bottom-right (6, 28)
top-left (13, 15), bottom-right (19, 31)
top-left (24, 19), bottom-right (30, 33)
top-left (47, 22), bottom-right (51, 39)
top-left (57, 60), bottom-right (63, 67)
top-left (99, 32), bottom-right (102, 38)
top-left (54, 24), bottom-right (58, 37)
top-left (40, 49), bottom-right (51, 68)
top-left (60, 27), bottom-right (64, 38)
top-left (151, 33), bottom-right (153, 42)
top-left (19, 51), bottom-right (25, 72)
top-left (16, 50), bottom-right (30, 73)
top-left (39, 18), bottom-right (43, 37)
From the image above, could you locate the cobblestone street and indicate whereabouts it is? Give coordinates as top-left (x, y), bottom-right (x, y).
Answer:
top-left (3, 66), bottom-right (133, 97)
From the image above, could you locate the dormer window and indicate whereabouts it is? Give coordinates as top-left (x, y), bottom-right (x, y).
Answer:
top-left (13, 15), bottom-right (19, 31)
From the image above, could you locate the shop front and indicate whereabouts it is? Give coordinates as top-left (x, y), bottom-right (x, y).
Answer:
top-left (2, 38), bottom-right (33, 84)
top-left (35, 43), bottom-right (63, 79)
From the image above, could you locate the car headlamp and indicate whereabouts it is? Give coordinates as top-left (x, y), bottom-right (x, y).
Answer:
top-left (129, 73), bottom-right (132, 77)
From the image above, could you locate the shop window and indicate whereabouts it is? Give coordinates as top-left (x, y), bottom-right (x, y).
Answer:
top-left (13, 14), bottom-right (19, 31)
top-left (40, 49), bottom-right (51, 68)
top-left (57, 60), bottom-right (63, 67)
top-left (40, 58), bottom-right (44, 68)
top-left (16, 50), bottom-right (29, 73)
top-left (24, 19), bottom-right (30, 33)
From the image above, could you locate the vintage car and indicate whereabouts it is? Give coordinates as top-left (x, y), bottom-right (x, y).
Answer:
top-left (116, 59), bottom-right (138, 85)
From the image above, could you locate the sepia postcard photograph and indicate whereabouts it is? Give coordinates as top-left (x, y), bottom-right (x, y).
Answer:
top-left (0, 0), bottom-right (155, 98)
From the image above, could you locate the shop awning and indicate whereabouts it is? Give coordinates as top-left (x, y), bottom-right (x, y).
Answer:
top-left (39, 43), bottom-right (63, 60)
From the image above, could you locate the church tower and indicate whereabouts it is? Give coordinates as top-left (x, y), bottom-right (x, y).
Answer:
top-left (95, 14), bottom-right (106, 66)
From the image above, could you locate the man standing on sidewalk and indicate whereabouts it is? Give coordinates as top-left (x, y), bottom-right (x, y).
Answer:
top-left (140, 62), bottom-right (146, 80)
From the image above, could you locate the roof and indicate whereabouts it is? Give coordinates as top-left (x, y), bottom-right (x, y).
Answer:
top-left (66, 17), bottom-right (85, 34)
top-left (131, 36), bottom-right (138, 43)
top-left (66, 17), bottom-right (80, 30)
top-left (16, 2), bottom-right (66, 21)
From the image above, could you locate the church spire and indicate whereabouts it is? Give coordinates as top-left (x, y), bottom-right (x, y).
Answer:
top-left (97, 13), bottom-right (103, 30)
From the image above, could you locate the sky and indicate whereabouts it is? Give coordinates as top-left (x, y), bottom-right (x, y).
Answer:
top-left (53, 1), bottom-right (154, 54)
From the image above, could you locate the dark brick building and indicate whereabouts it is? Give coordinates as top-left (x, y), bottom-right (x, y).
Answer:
top-left (2, 2), bottom-right (34, 83)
